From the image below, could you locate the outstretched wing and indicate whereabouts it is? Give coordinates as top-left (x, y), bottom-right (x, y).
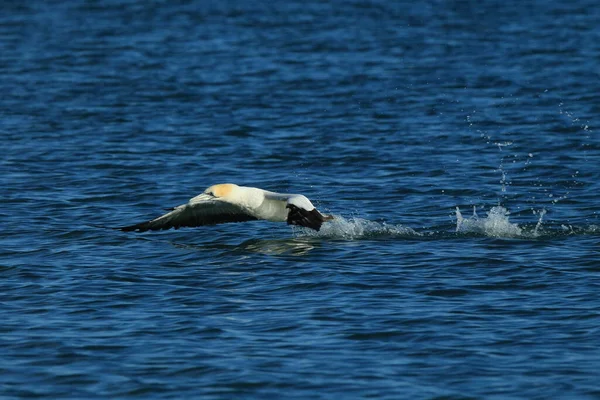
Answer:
top-left (119, 201), bottom-right (258, 232)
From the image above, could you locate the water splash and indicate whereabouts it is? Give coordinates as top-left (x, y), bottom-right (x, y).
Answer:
top-left (533, 209), bottom-right (546, 236)
top-left (295, 215), bottom-right (420, 239)
top-left (456, 206), bottom-right (524, 238)
top-left (587, 225), bottom-right (599, 234)
top-left (453, 204), bottom-right (600, 239)
top-left (290, 209), bottom-right (596, 242)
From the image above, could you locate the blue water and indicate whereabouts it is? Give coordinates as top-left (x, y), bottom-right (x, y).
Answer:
top-left (2, 1), bottom-right (600, 398)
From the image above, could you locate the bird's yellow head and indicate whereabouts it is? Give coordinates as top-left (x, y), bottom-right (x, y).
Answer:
top-left (205, 183), bottom-right (238, 198)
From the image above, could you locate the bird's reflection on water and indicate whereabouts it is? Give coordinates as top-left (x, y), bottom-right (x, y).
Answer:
top-left (170, 237), bottom-right (317, 256)
top-left (237, 237), bottom-right (316, 256)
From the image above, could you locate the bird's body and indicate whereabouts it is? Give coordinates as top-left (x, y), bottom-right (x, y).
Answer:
top-left (120, 183), bottom-right (333, 232)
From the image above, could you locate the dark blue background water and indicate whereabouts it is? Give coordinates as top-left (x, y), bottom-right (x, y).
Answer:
top-left (2, 1), bottom-right (600, 398)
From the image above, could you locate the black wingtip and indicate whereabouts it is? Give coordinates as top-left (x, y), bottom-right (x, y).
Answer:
top-left (286, 204), bottom-right (331, 231)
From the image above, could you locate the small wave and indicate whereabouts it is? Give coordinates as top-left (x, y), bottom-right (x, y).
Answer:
top-left (295, 215), bottom-right (421, 239)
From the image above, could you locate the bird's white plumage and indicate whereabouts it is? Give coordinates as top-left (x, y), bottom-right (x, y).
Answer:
top-left (285, 193), bottom-right (315, 211)
top-left (120, 183), bottom-right (332, 232)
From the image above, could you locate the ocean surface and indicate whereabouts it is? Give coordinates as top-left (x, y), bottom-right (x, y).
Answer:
top-left (2, 1), bottom-right (600, 398)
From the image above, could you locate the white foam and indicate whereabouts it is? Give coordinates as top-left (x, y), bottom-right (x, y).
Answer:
top-left (295, 215), bottom-right (420, 239)
top-left (456, 206), bottom-right (523, 238)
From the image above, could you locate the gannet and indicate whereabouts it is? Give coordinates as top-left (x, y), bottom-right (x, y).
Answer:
top-left (119, 183), bottom-right (333, 232)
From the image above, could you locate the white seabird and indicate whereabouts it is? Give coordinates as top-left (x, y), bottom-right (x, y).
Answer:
top-left (119, 183), bottom-right (333, 232)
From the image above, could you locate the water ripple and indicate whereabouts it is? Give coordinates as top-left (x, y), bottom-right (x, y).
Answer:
top-left (2, 0), bottom-right (600, 398)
